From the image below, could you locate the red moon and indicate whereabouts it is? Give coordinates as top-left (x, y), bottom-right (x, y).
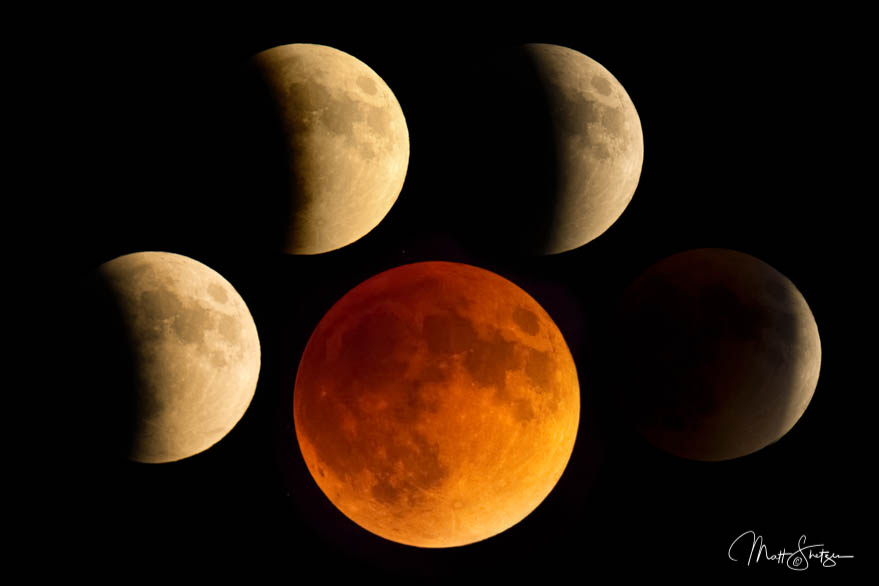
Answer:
top-left (293, 262), bottom-right (580, 547)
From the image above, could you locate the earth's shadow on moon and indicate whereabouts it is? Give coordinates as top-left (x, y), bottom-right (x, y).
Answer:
top-left (447, 45), bottom-right (561, 259)
top-left (69, 271), bottom-right (140, 464)
top-left (210, 60), bottom-right (297, 255)
top-left (608, 250), bottom-right (816, 462)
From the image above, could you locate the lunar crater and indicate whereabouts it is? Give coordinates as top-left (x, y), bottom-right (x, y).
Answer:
top-left (591, 75), bottom-right (613, 95)
top-left (356, 75), bottom-right (377, 95)
top-left (207, 283), bottom-right (228, 303)
top-left (512, 306), bottom-right (540, 335)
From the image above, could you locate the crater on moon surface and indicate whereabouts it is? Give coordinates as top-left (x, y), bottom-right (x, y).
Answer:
top-left (512, 306), bottom-right (540, 336)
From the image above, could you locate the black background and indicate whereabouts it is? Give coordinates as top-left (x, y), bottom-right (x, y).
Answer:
top-left (30, 7), bottom-right (869, 580)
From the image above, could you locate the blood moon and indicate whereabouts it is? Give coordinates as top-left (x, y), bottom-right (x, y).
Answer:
top-left (293, 262), bottom-right (580, 547)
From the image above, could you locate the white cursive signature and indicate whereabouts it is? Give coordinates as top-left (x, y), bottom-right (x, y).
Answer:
top-left (728, 531), bottom-right (854, 570)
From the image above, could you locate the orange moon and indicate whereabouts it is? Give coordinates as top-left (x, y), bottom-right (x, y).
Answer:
top-left (293, 262), bottom-right (580, 547)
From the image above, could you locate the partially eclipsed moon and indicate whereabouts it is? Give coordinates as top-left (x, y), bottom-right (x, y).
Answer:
top-left (463, 44), bottom-right (643, 255)
top-left (293, 262), bottom-right (580, 547)
top-left (94, 252), bottom-right (261, 463)
top-left (251, 43), bottom-right (410, 255)
top-left (526, 44), bottom-right (644, 253)
top-left (619, 249), bottom-right (821, 461)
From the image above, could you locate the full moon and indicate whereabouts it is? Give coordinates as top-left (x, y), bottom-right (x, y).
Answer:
top-left (91, 252), bottom-right (261, 463)
top-left (619, 249), bottom-right (821, 461)
top-left (293, 262), bottom-right (580, 547)
top-left (462, 43), bottom-right (643, 255)
top-left (251, 43), bottom-right (410, 255)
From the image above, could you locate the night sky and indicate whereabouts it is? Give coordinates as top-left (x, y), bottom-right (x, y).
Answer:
top-left (32, 8), bottom-right (868, 580)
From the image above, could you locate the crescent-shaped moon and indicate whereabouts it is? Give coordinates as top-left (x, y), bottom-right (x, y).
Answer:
top-left (251, 43), bottom-right (410, 255)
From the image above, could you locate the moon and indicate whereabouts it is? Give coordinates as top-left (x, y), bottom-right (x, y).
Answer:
top-left (618, 249), bottom-right (821, 461)
top-left (293, 262), bottom-right (580, 547)
top-left (91, 252), bottom-right (261, 463)
top-left (251, 43), bottom-right (410, 255)
top-left (526, 44), bottom-right (644, 253)
top-left (461, 44), bottom-right (643, 255)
